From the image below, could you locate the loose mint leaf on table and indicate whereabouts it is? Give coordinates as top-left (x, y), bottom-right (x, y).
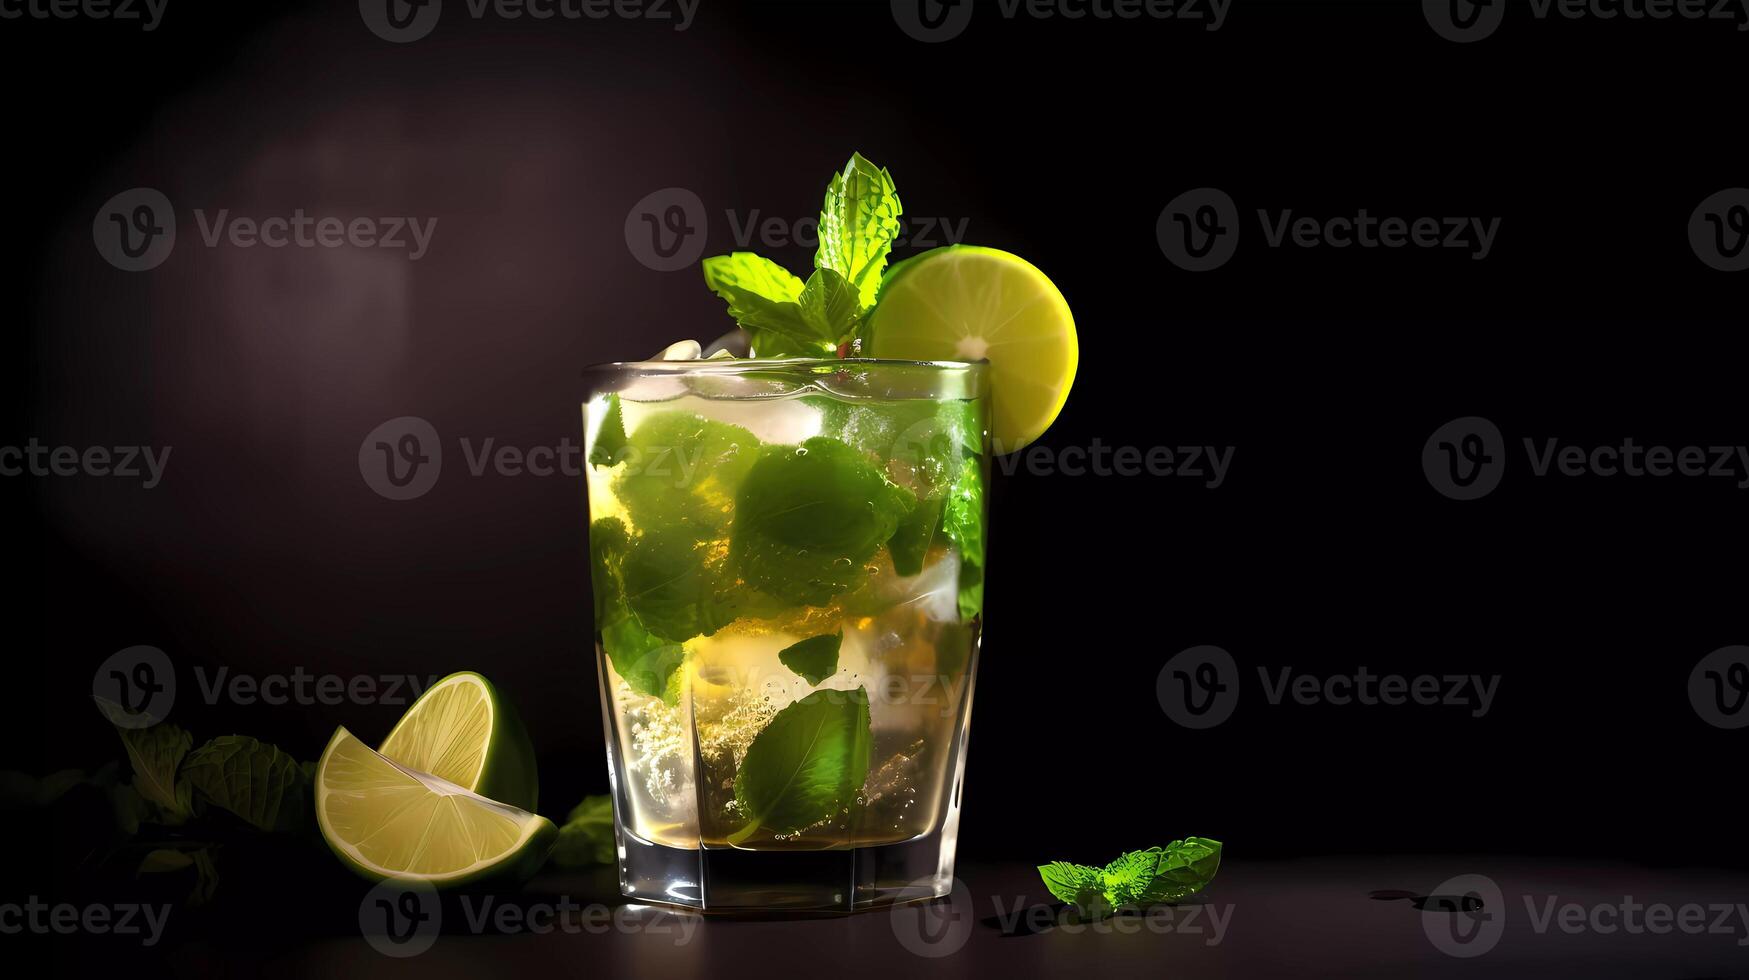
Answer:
top-left (702, 252), bottom-right (835, 358)
top-left (1133, 837), bottom-right (1223, 905)
top-left (816, 152), bottom-right (903, 310)
top-left (588, 394), bottom-right (628, 469)
top-left (1039, 838), bottom-right (1223, 919)
top-left (940, 456), bottom-right (987, 620)
top-left (178, 735), bottom-right (310, 833)
top-left (614, 412), bottom-right (761, 541)
top-left (778, 631), bottom-right (843, 685)
top-left (96, 701), bottom-right (194, 821)
top-left (549, 795), bottom-right (617, 869)
top-left (1039, 861), bottom-right (1111, 917)
top-left (731, 437), bottom-right (915, 606)
top-left (730, 687), bottom-right (872, 844)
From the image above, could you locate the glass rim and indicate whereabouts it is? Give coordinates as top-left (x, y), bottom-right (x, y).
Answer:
top-left (583, 356), bottom-right (987, 375)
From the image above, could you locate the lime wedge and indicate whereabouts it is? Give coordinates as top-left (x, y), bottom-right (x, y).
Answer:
top-left (378, 671), bottom-right (538, 811)
top-left (866, 245), bottom-right (1077, 452)
top-left (316, 727), bottom-right (556, 885)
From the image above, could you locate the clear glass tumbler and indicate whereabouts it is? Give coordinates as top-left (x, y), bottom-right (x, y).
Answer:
top-left (581, 357), bottom-right (989, 911)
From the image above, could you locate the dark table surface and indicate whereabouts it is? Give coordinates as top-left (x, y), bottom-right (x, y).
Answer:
top-left (131, 857), bottom-right (1749, 979)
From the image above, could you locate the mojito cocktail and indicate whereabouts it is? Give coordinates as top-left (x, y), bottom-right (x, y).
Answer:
top-left (584, 359), bottom-right (988, 910)
top-left (582, 152), bottom-right (1076, 911)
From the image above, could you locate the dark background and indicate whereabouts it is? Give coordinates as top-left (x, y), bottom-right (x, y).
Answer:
top-left (4, 0), bottom-right (1744, 900)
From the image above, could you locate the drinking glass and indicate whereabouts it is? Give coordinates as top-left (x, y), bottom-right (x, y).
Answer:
top-left (582, 357), bottom-right (989, 911)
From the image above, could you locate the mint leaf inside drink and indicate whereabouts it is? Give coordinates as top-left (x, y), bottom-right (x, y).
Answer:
top-left (778, 631), bottom-right (843, 685)
top-left (589, 515), bottom-right (689, 702)
top-left (613, 411), bottom-right (761, 541)
top-left (622, 529), bottom-right (732, 643)
top-left (588, 394), bottom-right (628, 468)
top-left (730, 437), bottom-right (913, 606)
top-left (730, 687), bottom-right (872, 843)
top-left (941, 455), bottom-right (986, 620)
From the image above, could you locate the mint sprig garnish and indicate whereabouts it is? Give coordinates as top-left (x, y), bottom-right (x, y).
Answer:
top-left (701, 153), bottom-right (902, 358)
top-left (1038, 838), bottom-right (1223, 919)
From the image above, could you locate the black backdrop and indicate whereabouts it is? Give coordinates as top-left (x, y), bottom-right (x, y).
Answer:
top-left (5, 0), bottom-right (1744, 878)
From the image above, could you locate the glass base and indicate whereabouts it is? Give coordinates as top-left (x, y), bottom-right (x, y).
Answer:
top-left (616, 824), bottom-right (960, 913)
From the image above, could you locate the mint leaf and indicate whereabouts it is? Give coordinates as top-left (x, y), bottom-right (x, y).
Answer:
top-left (778, 631), bottom-right (842, 685)
top-left (816, 152), bottom-right (903, 310)
top-left (614, 411), bottom-right (761, 541)
top-left (730, 687), bottom-right (871, 843)
top-left (731, 437), bottom-right (914, 606)
top-left (1041, 839), bottom-right (1223, 919)
top-left (588, 516), bottom-right (632, 625)
top-left (589, 394), bottom-right (628, 468)
top-left (1134, 837), bottom-right (1223, 905)
top-left (622, 529), bottom-right (733, 643)
top-left (887, 495), bottom-right (942, 576)
top-left (1038, 862), bottom-right (1109, 916)
top-left (940, 455), bottom-right (987, 620)
top-left (797, 267), bottom-right (863, 342)
top-left (549, 795), bottom-right (617, 869)
top-left (99, 703), bottom-right (194, 821)
top-left (702, 252), bottom-right (834, 358)
top-left (178, 735), bottom-right (309, 833)
top-left (591, 516), bottom-right (697, 702)
top-left (602, 617), bottom-right (688, 705)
